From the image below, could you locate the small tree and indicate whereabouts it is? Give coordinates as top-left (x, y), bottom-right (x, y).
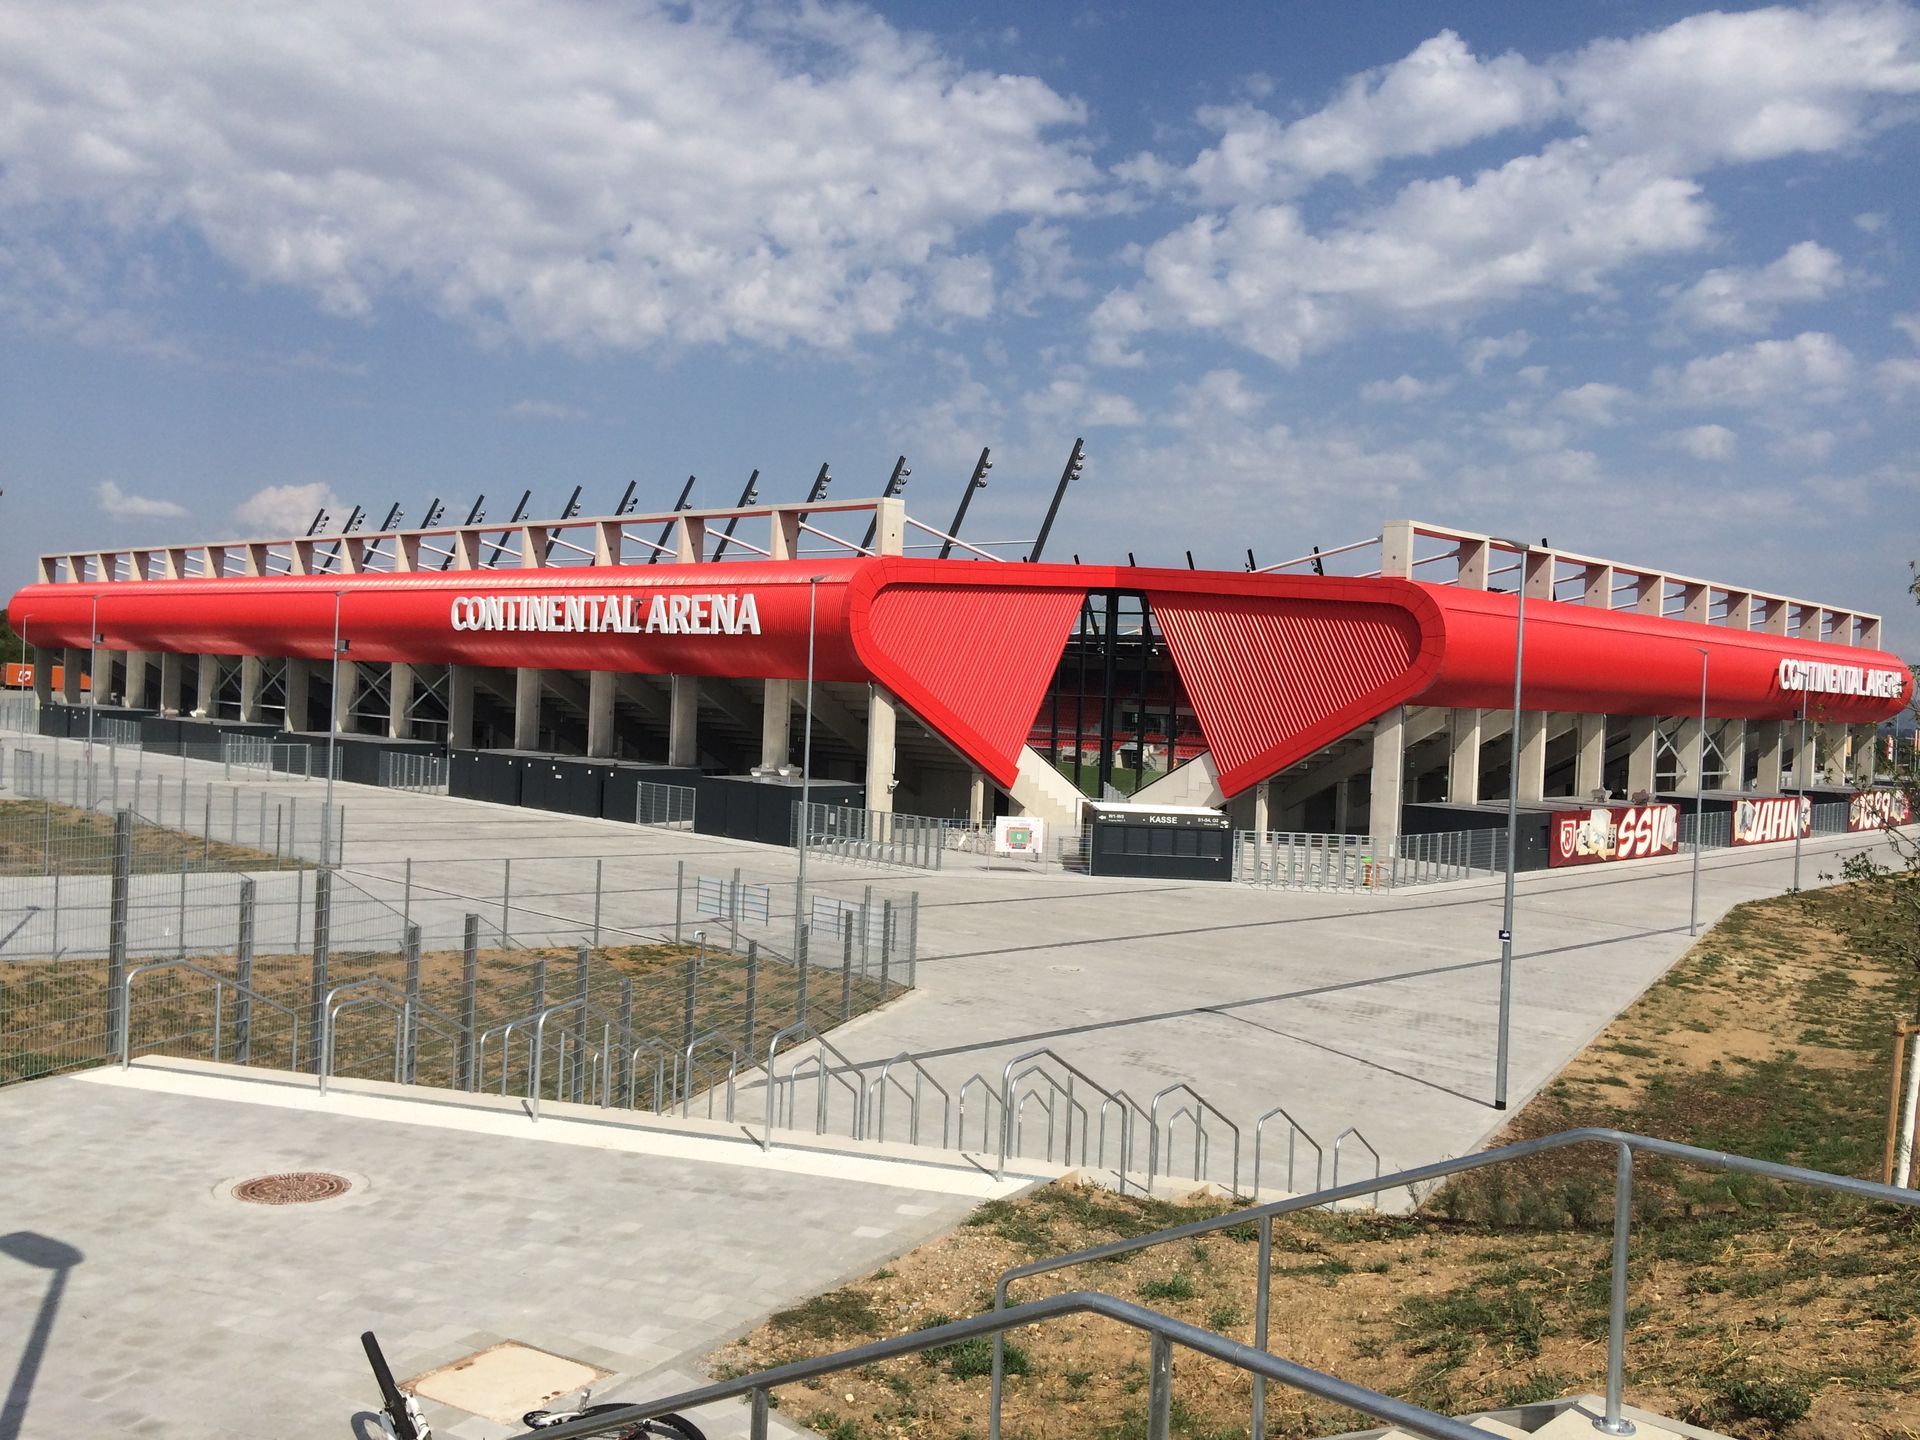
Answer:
top-left (0, 616), bottom-right (23, 667)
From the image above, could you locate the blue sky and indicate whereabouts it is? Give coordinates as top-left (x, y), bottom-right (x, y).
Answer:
top-left (2, 1), bottom-right (1917, 652)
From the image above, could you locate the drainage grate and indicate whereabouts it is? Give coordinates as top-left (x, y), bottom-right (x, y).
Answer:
top-left (231, 1171), bottom-right (353, 1205)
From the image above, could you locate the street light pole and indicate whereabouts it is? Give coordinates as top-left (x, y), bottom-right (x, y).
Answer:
top-left (87, 593), bottom-right (101, 765)
top-left (1690, 648), bottom-right (1708, 936)
top-left (1492, 538), bottom-right (1529, 1111)
top-left (793, 575), bottom-right (826, 956)
top-left (324, 589), bottom-right (344, 869)
top-left (1792, 688), bottom-right (1809, 891)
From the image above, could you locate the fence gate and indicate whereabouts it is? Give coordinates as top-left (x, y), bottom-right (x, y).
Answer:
top-left (1233, 832), bottom-right (1385, 892)
top-left (379, 752), bottom-right (448, 793)
top-left (799, 802), bottom-right (946, 870)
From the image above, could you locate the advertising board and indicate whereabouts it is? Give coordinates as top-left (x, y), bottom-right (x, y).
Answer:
top-left (1550, 804), bottom-right (1680, 867)
top-left (1731, 795), bottom-right (1811, 846)
top-left (1850, 790), bottom-right (1914, 832)
top-left (994, 815), bottom-right (1046, 857)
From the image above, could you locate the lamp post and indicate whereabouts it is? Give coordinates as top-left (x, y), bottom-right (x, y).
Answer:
top-left (1690, 648), bottom-right (1708, 936)
top-left (793, 574), bottom-right (827, 956)
top-left (86, 593), bottom-right (102, 761)
top-left (1491, 537), bottom-right (1529, 1111)
top-left (1792, 687), bottom-right (1809, 891)
top-left (323, 589), bottom-right (345, 869)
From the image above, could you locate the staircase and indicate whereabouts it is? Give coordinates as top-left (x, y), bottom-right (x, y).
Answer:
top-left (1008, 745), bottom-right (1088, 838)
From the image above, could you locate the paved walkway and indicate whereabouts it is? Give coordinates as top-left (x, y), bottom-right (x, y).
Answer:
top-left (0, 1065), bottom-right (1009, 1440)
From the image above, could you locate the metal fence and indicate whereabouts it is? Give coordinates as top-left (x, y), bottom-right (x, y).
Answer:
top-left (1387, 828), bottom-right (1512, 886)
top-left (0, 693), bottom-right (38, 735)
top-left (799, 801), bottom-right (947, 870)
top-left (636, 780), bottom-right (696, 829)
top-left (1233, 832), bottom-right (1386, 892)
top-left (378, 751), bottom-right (448, 793)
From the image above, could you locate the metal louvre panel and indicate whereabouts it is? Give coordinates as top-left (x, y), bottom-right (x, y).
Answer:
top-left (858, 582), bottom-right (1087, 787)
top-left (1148, 594), bottom-right (1427, 796)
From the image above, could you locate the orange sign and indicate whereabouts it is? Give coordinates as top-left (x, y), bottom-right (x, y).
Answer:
top-left (2, 663), bottom-right (88, 691)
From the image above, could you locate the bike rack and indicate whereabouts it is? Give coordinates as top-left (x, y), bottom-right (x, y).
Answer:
top-left (957, 1073), bottom-right (1005, 1154)
top-left (865, 1052), bottom-right (953, 1149)
top-left (318, 977), bottom-right (462, 1096)
top-left (626, 1036), bottom-right (676, 1113)
top-left (1007, 1064), bottom-right (1091, 1170)
top-left (1331, 1127), bottom-right (1382, 1210)
top-left (1252, 1105), bottom-right (1323, 1196)
top-left (760, 1021), bottom-right (870, 1153)
top-left (122, 958), bottom-right (303, 1074)
top-left (1147, 1083), bottom-right (1242, 1198)
top-left (994, 1047), bottom-right (1149, 1192)
top-left (681, 1027), bottom-right (738, 1119)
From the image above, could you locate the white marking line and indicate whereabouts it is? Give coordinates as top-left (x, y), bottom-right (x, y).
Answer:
top-left (74, 1066), bottom-right (1025, 1200)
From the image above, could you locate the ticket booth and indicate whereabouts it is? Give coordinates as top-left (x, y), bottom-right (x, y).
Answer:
top-left (1086, 801), bottom-right (1233, 881)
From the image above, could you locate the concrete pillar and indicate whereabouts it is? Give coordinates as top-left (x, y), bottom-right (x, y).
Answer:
top-left (331, 659), bottom-right (360, 735)
top-left (239, 656), bottom-right (264, 723)
top-left (447, 666), bottom-right (476, 750)
top-left (760, 678), bottom-right (793, 770)
top-left (389, 662), bottom-right (416, 741)
top-left (1368, 707), bottom-right (1405, 852)
top-left (1791, 719), bottom-right (1818, 789)
top-left (60, 647), bottom-right (83, 704)
top-left (1448, 710), bottom-right (1483, 802)
top-left (1849, 724), bottom-right (1878, 786)
top-left (285, 659), bottom-right (311, 733)
top-left (585, 670), bottom-right (616, 757)
top-left (1720, 721), bottom-right (1747, 792)
top-left (91, 644), bottom-right (112, 707)
top-left (866, 686), bottom-right (898, 815)
top-left (158, 652), bottom-right (183, 714)
top-left (668, 676), bottom-right (698, 767)
top-left (513, 668), bottom-right (542, 751)
top-left (123, 651), bottom-right (150, 710)
top-left (32, 648), bottom-right (52, 705)
top-left (1575, 715), bottom-right (1607, 799)
top-left (1673, 716), bottom-right (1705, 792)
top-left (194, 655), bottom-right (219, 717)
top-left (1754, 721), bottom-right (1784, 793)
top-left (1822, 723), bottom-right (1849, 785)
top-left (1626, 718), bottom-right (1657, 799)
top-left (1252, 778), bottom-right (1271, 837)
top-left (969, 770), bottom-right (988, 827)
top-left (1515, 714), bottom-right (1547, 801)
top-left (1333, 776), bottom-right (1351, 834)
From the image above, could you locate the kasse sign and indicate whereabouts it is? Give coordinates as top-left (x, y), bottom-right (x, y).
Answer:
top-left (1776, 657), bottom-right (1906, 699)
top-left (450, 591), bottom-right (761, 637)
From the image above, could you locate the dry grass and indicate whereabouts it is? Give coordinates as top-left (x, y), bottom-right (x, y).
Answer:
top-left (716, 878), bottom-right (1920, 1440)
top-left (0, 797), bottom-right (301, 875)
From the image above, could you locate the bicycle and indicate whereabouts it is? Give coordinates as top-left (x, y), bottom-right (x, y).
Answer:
top-left (362, 1330), bottom-right (709, 1440)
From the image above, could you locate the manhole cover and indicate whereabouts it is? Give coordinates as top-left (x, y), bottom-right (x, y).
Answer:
top-left (231, 1171), bottom-right (353, 1205)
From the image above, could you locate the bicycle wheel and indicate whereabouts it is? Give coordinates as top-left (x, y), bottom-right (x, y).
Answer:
top-left (647, 1413), bottom-right (709, 1440)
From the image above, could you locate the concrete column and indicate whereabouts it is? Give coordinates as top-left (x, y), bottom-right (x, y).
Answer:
top-left (1754, 721), bottom-right (1784, 793)
top-left (1333, 776), bottom-right (1351, 834)
top-left (1822, 723), bottom-right (1849, 785)
top-left (331, 659), bottom-right (360, 735)
top-left (1368, 706), bottom-right (1405, 852)
top-left (586, 669), bottom-right (616, 758)
top-left (1626, 718), bottom-right (1657, 799)
top-left (1849, 724), bottom-right (1878, 786)
top-left (239, 656), bottom-right (265, 723)
top-left (123, 651), bottom-right (150, 710)
top-left (284, 659), bottom-right (311, 733)
top-left (1515, 714), bottom-right (1547, 801)
top-left (866, 686), bottom-right (898, 814)
top-left (1791, 719), bottom-right (1818, 789)
top-left (91, 644), bottom-right (112, 708)
top-left (1720, 721), bottom-right (1747, 792)
top-left (1251, 778), bottom-right (1271, 837)
top-left (60, 647), bottom-right (83, 704)
top-left (514, 668), bottom-right (542, 751)
top-left (195, 655), bottom-right (219, 717)
top-left (158, 652), bottom-right (183, 714)
top-left (1446, 710), bottom-right (1482, 803)
top-left (389, 662), bottom-right (416, 741)
top-left (760, 678), bottom-right (793, 770)
top-left (1673, 716), bottom-right (1705, 792)
top-left (668, 676), bottom-right (699, 767)
top-left (447, 666), bottom-right (476, 750)
top-left (1575, 715), bottom-right (1607, 799)
top-left (969, 770), bottom-right (988, 827)
top-left (32, 648), bottom-right (52, 705)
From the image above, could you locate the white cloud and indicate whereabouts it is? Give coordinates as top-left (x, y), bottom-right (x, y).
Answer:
top-left (1181, 31), bottom-right (1559, 203)
top-left (0, 2), bottom-right (1097, 352)
top-left (1024, 371), bottom-right (1143, 428)
top-left (1464, 331), bottom-right (1533, 376)
top-left (1668, 241), bottom-right (1845, 332)
top-left (1655, 332), bottom-right (1855, 408)
top-left (1005, 221), bottom-right (1086, 314)
top-left (1092, 5), bottom-right (1920, 366)
top-left (506, 399), bottom-right (587, 421)
top-left (929, 254), bottom-right (995, 318)
top-left (1665, 423), bottom-right (1737, 461)
top-left (1855, 211), bottom-right (1891, 233)
top-left (1771, 428), bottom-right (1835, 462)
top-left (94, 480), bottom-right (188, 520)
top-left (1874, 357), bottom-right (1920, 398)
top-left (1894, 311), bottom-right (1920, 346)
top-left (1554, 381), bottom-right (1630, 425)
top-left (1167, 369), bottom-right (1265, 426)
top-left (1360, 374), bottom-right (1452, 403)
top-left (231, 482), bottom-right (344, 536)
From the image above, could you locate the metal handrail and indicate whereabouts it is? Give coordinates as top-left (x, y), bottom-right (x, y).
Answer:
top-left (1147, 1082), bottom-right (1241, 1198)
top-left (121, 959), bottom-right (303, 1073)
top-left (988, 1127), bottom-right (1920, 1440)
top-left (497, 1289), bottom-right (1488, 1440)
top-left (1252, 1105), bottom-right (1322, 1196)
